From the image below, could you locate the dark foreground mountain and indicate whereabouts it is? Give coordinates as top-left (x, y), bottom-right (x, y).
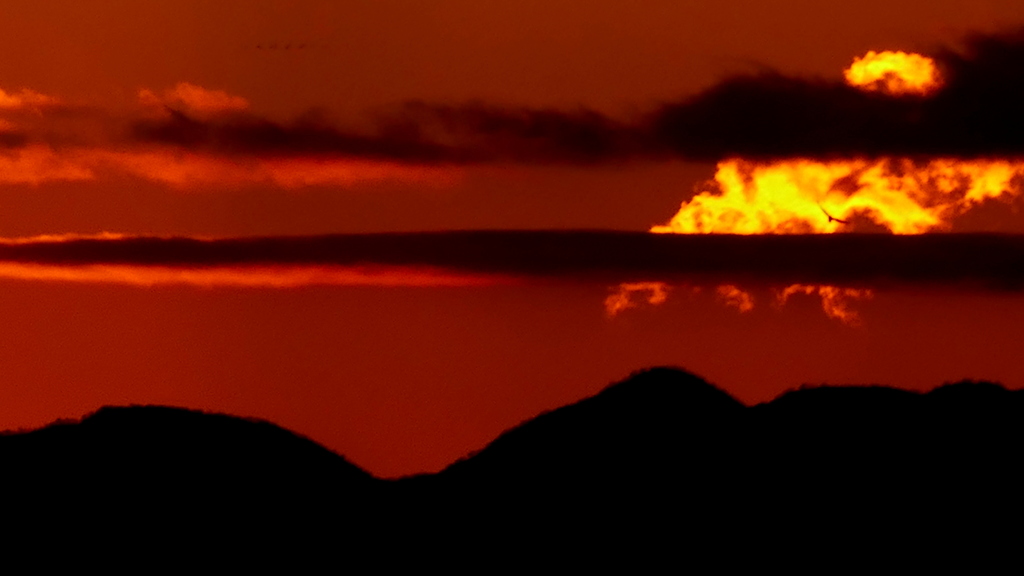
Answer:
top-left (3, 368), bottom-right (1022, 568)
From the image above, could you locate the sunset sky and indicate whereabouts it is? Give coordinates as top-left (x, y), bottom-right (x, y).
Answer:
top-left (3, 1), bottom-right (1024, 477)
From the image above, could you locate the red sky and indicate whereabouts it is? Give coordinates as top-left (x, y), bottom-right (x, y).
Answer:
top-left (3, 1), bottom-right (1024, 477)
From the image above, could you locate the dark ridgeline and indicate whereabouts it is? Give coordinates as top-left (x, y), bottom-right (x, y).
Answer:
top-left (2, 369), bottom-right (1022, 569)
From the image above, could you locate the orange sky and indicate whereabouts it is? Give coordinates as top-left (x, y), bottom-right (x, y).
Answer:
top-left (3, 1), bottom-right (1024, 477)
top-left (1, 1), bottom-right (1024, 237)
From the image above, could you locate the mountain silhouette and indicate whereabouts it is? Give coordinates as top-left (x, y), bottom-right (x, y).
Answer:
top-left (3, 369), bottom-right (1021, 568)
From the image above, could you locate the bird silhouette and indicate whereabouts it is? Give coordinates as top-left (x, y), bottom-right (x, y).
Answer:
top-left (818, 203), bottom-right (850, 225)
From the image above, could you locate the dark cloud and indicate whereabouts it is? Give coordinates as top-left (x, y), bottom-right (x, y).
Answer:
top-left (0, 130), bottom-right (29, 148)
top-left (129, 102), bottom-right (641, 164)
top-left (651, 74), bottom-right (921, 160)
top-left (127, 29), bottom-right (1024, 164)
top-left (376, 102), bottom-right (641, 163)
top-left (4, 231), bottom-right (1024, 290)
top-left (130, 107), bottom-right (458, 162)
top-left (653, 29), bottom-right (1024, 160)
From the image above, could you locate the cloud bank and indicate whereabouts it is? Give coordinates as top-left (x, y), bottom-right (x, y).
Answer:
top-left (652, 29), bottom-right (1024, 160)
top-left (0, 231), bottom-right (1022, 291)
top-left (125, 28), bottom-right (1024, 164)
top-left (4, 29), bottom-right (1024, 190)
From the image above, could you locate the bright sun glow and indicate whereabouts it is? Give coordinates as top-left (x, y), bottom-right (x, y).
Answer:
top-left (630, 49), bottom-right (970, 323)
top-left (843, 50), bottom-right (941, 96)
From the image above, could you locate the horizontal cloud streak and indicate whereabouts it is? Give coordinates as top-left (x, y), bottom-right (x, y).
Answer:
top-left (0, 85), bottom-right (458, 187)
top-left (1, 231), bottom-right (1023, 291)
top-left (3, 28), bottom-right (1024, 191)
top-left (138, 83), bottom-right (250, 118)
top-left (124, 29), bottom-right (1024, 164)
top-left (94, 150), bottom-right (454, 188)
top-left (0, 262), bottom-right (505, 288)
top-left (0, 88), bottom-right (61, 111)
top-left (0, 145), bottom-right (454, 188)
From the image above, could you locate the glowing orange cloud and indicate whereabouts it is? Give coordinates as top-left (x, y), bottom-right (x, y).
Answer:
top-left (649, 45), bottom-right (946, 324)
top-left (96, 150), bottom-right (457, 189)
top-left (606, 280), bottom-right (870, 325)
top-left (0, 262), bottom-right (508, 289)
top-left (651, 50), bottom-right (1002, 236)
top-left (715, 285), bottom-right (754, 313)
top-left (777, 285), bottom-right (873, 326)
top-left (844, 51), bottom-right (941, 96)
top-left (652, 158), bottom-right (1024, 235)
top-left (0, 233), bottom-right (511, 287)
top-left (604, 282), bottom-right (669, 317)
top-left (0, 82), bottom-right (455, 188)
top-left (0, 88), bottom-right (59, 111)
top-left (0, 232), bottom-right (129, 245)
top-left (138, 83), bottom-right (249, 117)
top-left (0, 145), bottom-right (95, 184)
top-left (0, 145), bottom-right (456, 188)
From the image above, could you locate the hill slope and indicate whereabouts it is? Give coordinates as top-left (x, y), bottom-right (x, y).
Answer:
top-left (3, 368), bottom-right (1022, 567)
